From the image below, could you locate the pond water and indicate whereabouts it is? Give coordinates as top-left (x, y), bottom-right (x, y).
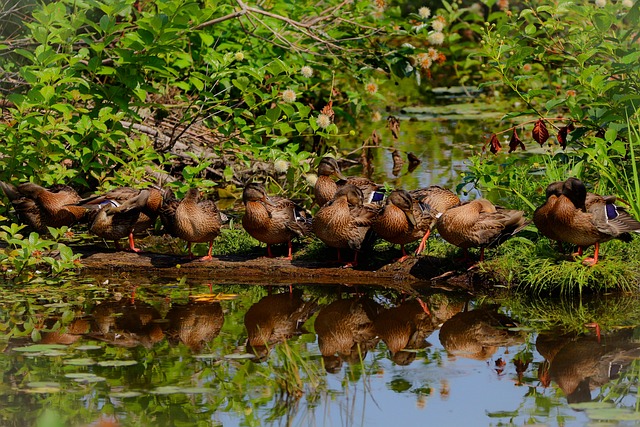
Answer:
top-left (2, 280), bottom-right (640, 427)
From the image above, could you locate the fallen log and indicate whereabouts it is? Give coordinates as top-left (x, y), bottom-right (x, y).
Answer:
top-left (76, 246), bottom-right (480, 294)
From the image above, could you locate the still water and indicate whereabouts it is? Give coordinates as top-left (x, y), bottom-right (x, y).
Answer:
top-left (1, 280), bottom-right (640, 427)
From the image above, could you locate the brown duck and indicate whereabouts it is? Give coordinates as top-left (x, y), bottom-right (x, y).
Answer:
top-left (546, 177), bottom-right (640, 265)
top-left (312, 184), bottom-right (378, 267)
top-left (169, 188), bottom-right (222, 260)
top-left (0, 181), bottom-right (85, 232)
top-left (166, 301), bottom-right (225, 352)
top-left (241, 182), bottom-right (311, 259)
top-left (314, 157), bottom-right (384, 207)
top-left (78, 187), bottom-right (163, 251)
top-left (373, 187), bottom-right (459, 261)
top-left (436, 198), bottom-right (528, 261)
top-left (533, 181), bottom-right (564, 243)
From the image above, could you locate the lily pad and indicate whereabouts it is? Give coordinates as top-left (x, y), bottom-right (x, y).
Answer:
top-left (13, 344), bottom-right (67, 353)
top-left (75, 345), bottom-right (102, 351)
top-left (150, 386), bottom-right (213, 395)
top-left (585, 408), bottom-right (640, 421)
top-left (193, 354), bottom-right (218, 360)
top-left (23, 386), bottom-right (62, 394)
top-left (97, 360), bottom-right (137, 367)
top-left (65, 373), bottom-right (106, 383)
top-left (110, 391), bottom-right (143, 398)
top-left (27, 381), bottom-right (60, 388)
top-left (63, 358), bottom-right (96, 366)
top-left (41, 350), bottom-right (68, 357)
top-left (223, 353), bottom-right (256, 360)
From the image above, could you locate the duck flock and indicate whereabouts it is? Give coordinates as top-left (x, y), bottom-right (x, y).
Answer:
top-left (1, 158), bottom-right (640, 266)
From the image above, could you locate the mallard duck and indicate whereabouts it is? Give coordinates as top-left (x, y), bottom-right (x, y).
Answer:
top-left (436, 198), bottom-right (528, 261)
top-left (373, 187), bottom-right (459, 261)
top-left (547, 177), bottom-right (640, 265)
top-left (78, 187), bottom-right (163, 251)
top-left (0, 181), bottom-right (86, 232)
top-left (166, 301), bottom-right (224, 352)
top-left (241, 182), bottom-right (311, 259)
top-left (168, 188), bottom-right (222, 260)
top-left (314, 156), bottom-right (384, 207)
top-left (533, 181), bottom-right (564, 243)
top-left (312, 184), bottom-right (378, 267)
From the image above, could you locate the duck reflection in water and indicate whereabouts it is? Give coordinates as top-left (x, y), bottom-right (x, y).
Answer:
top-left (314, 296), bottom-right (381, 373)
top-left (374, 299), bottom-right (435, 366)
top-left (536, 328), bottom-right (640, 403)
top-left (244, 289), bottom-right (317, 361)
top-left (166, 301), bottom-right (224, 352)
top-left (439, 306), bottom-right (524, 361)
top-left (40, 318), bottom-right (90, 345)
top-left (89, 299), bottom-right (164, 348)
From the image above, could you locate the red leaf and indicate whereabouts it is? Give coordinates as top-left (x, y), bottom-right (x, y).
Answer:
top-left (556, 122), bottom-right (575, 149)
top-left (508, 128), bottom-right (526, 153)
top-left (485, 133), bottom-right (502, 154)
top-left (532, 119), bottom-right (550, 146)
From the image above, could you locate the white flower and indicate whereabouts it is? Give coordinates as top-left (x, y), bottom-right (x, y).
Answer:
top-left (234, 52), bottom-right (244, 61)
top-left (431, 17), bottom-right (446, 32)
top-left (305, 173), bottom-right (318, 187)
top-left (418, 6), bottom-right (431, 19)
top-left (427, 47), bottom-right (439, 60)
top-left (317, 113), bottom-right (331, 129)
top-left (428, 31), bottom-right (445, 45)
top-left (401, 43), bottom-right (416, 50)
top-left (300, 66), bottom-right (313, 78)
top-left (281, 89), bottom-right (296, 103)
top-left (621, 0), bottom-right (632, 6)
top-left (274, 159), bottom-right (289, 173)
top-left (595, 0), bottom-right (606, 7)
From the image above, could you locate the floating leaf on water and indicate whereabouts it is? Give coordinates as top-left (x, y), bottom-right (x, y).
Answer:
top-left (27, 381), bottom-right (60, 388)
top-left (570, 402), bottom-right (616, 410)
top-left (65, 373), bottom-right (106, 383)
top-left (41, 350), bottom-right (67, 357)
top-left (97, 360), bottom-right (138, 367)
top-left (75, 345), bottom-right (102, 351)
top-left (223, 353), bottom-right (256, 360)
top-left (14, 344), bottom-right (67, 353)
top-left (193, 354), bottom-right (218, 360)
top-left (150, 386), bottom-right (213, 395)
top-left (23, 386), bottom-right (62, 394)
top-left (63, 358), bottom-right (96, 366)
top-left (110, 391), bottom-right (142, 398)
top-left (189, 292), bottom-right (238, 302)
top-left (585, 408), bottom-right (640, 421)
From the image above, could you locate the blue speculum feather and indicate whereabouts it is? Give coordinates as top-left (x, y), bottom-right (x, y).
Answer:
top-left (370, 191), bottom-right (385, 203)
top-left (605, 203), bottom-right (618, 220)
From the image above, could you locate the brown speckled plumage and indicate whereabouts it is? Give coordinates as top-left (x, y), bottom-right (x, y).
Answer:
top-left (242, 182), bottom-right (311, 259)
top-left (0, 181), bottom-right (85, 232)
top-left (314, 157), bottom-right (382, 207)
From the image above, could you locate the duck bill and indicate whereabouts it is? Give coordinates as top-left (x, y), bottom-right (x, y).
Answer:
top-left (264, 196), bottom-right (277, 207)
top-left (333, 170), bottom-right (347, 180)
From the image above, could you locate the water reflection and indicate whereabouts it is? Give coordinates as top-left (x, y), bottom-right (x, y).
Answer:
top-left (537, 328), bottom-right (640, 403)
top-left (167, 301), bottom-right (224, 351)
top-left (314, 296), bottom-right (380, 373)
top-left (244, 290), bottom-right (317, 360)
top-left (439, 305), bottom-right (524, 360)
top-left (1, 283), bottom-right (640, 426)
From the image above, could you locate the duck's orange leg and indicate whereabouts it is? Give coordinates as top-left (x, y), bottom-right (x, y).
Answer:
top-left (582, 243), bottom-right (599, 266)
top-left (128, 232), bottom-right (141, 253)
top-left (395, 245), bottom-right (410, 263)
top-left (414, 229), bottom-right (431, 255)
top-left (201, 240), bottom-right (214, 261)
top-left (284, 241), bottom-right (293, 260)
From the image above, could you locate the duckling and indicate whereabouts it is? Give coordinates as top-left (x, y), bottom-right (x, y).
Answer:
top-left (312, 184), bottom-right (379, 267)
top-left (241, 182), bottom-right (311, 259)
top-left (373, 187), bottom-right (459, 261)
top-left (0, 181), bottom-right (85, 232)
top-left (549, 177), bottom-right (640, 265)
top-left (314, 157), bottom-right (384, 207)
top-left (436, 198), bottom-right (528, 261)
top-left (78, 187), bottom-right (163, 251)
